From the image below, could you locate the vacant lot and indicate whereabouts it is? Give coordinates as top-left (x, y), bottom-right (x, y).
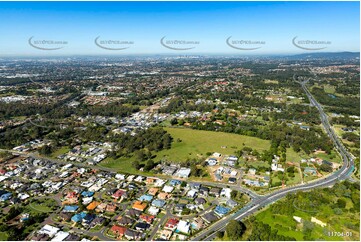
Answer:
top-left (155, 128), bottom-right (271, 162)
top-left (101, 128), bottom-right (271, 173)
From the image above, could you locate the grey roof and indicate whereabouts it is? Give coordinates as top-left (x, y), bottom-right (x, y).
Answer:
top-left (118, 216), bottom-right (135, 225)
top-left (202, 211), bottom-right (218, 223)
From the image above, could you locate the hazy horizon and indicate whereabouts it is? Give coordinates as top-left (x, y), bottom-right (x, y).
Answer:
top-left (0, 1), bottom-right (359, 56)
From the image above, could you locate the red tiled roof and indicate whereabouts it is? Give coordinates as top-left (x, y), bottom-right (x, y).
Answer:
top-left (111, 225), bottom-right (127, 235)
top-left (165, 218), bottom-right (179, 228)
top-left (112, 189), bottom-right (126, 198)
top-left (139, 214), bottom-right (155, 223)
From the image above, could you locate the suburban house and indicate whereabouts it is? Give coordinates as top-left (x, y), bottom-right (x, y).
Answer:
top-left (126, 208), bottom-right (142, 218)
top-left (202, 212), bottom-right (218, 224)
top-left (152, 199), bottom-right (166, 208)
top-left (148, 206), bottom-right (160, 216)
top-left (110, 225), bottom-right (127, 238)
top-left (164, 218), bottom-right (179, 231)
top-left (177, 220), bottom-right (190, 234)
top-left (148, 187), bottom-right (159, 196)
top-left (124, 229), bottom-right (142, 240)
top-left (117, 216), bottom-right (135, 226)
top-left (139, 214), bottom-right (155, 224)
top-left (214, 205), bottom-right (230, 217)
top-left (132, 201), bottom-right (147, 211)
top-left (160, 229), bottom-right (173, 240)
top-left (139, 194), bottom-right (153, 202)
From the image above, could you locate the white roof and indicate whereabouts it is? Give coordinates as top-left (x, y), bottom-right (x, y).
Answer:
top-left (115, 174), bottom-right (125, 180)
top-left (293, 216), bottom-right (302, 223)
top-left (230, 171), bottom-right (237, 176)
top-left (89, 184), bottom-right (101, 192)
top-left (18, 193), bottom-right (30, 200)
top-left (177, 220), bottom-right (190, 234)
top-left (187, 189), bottom-right (197, 197)
top-left (77, 168), bottom-right (86, 174)
top-left (148, 206), bottom-right (160, 215)
top-left (62, 164), bottom-right (73, 170)
top-left (38, 225), bottom-right (60, 237)
top-left (162, 185), bottom-right (174, 193)
top-left (0, 176), bottom-right (7, 182)
top-left (82, 197), bottom-right (93, 205)
top-left (51, 231), bottom-right (69, 241)
top-left (213, 152), bottom-right (222, 157)
top-left (175, 167), bottom-right (191, 178)
top-left (154, 179), bottom-right (165, 187)
top-left (221, 188), bottom-right (231, 198)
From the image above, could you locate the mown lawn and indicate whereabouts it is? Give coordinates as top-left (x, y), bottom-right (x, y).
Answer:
top-left (100, 128), bottom-right (271, 173)
top-left (314, 152), bottom-right (342, 163)
top-left (155, 128), bottom-right (271, 162)
top-left (0, 232), bottom-right (8, 241)
top-left (50, 146), bottom-right (70, 158)
top-left (27, 199), bottom-right (56, 213)
top-left (286, 148), bottom-right (307, 163)
top-left (286, 147), bottom-right (342, 164)
top-left (100, 156), bottom-right (158, 176)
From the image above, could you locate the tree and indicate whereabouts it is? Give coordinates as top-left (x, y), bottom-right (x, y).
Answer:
top-left (170, 118), bottom-right (178, 125)
top-left (144, 159), bottom-right (155, 172)
top-left (182, 208), bottom-right (191, 215)
top-left (0, 224), bottom-right (8, 232)
top-left (190, 164), bottom-right (201, 177)
top-left (132, 160), bottom-right (141, 170)
top-left (231, 190), bottom-right (241, 200)
top-left (135, 150), bottom-right (146, 161)
top-left (39, 145), bottom-right (52, 155)
top-left (225, 220), bottom-right (246, 240)
top-left (216, 231), bottom-right (224, 238)
top-left (303, 220), bottom-right (314, 233)
top-left (6, 206), bottom-right (22, 221)
top-left (336, 198), bottom-right (346, 208)
top-left (320, 164), bottom-right (333, 172)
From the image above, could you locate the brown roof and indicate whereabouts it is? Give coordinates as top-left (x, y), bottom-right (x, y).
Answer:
top-left (157, 192), bottom-right (170, 200)
top-left (148, 187), bottom-right (159, 196)
top-left (111, 225), bottom-right (127, 236)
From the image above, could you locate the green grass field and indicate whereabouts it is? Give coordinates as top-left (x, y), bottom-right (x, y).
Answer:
top-left (323, 84), bottom-right (336, 94)
top-left (28, 203), bottom-right (53, 213)
top-left (286, 147), bottom-right (342, 164)
top-left (314, 152), bottom-right (342, 163)
top-left (248, 183), bottom-right (360, 241)
top-left (264, 79), bottom-right (279, 84)
top-left (101, 128), bottom-right (271, 173)
top-left (100, 156), bottom-right (137, 174)
top-left (286, 148), bottom-right (306, 163)
top-left (50, 146), bottom-right (70, 158)
top-left (253, 205), bottom-right (346, 241)
top-left (155, 128), bottom-right (271, 162)
top-left (27, 199), bottom-right (56, 213)
top-left (0, 232), bottom-right (8, 241)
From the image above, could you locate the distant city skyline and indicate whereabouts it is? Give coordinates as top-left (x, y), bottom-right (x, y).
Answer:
top-left (0, 1), bottom-right (359, 56)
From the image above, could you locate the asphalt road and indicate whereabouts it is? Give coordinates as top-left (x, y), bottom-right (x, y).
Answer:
top-left (191, 77), bottom-right (355, 241)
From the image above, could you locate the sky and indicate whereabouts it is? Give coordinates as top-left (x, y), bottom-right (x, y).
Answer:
top-left (0, 1), bottom-right (359, 56)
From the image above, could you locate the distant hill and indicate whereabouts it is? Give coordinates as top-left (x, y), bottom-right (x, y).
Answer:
top-left (287, 52), bottom-right (360, 60)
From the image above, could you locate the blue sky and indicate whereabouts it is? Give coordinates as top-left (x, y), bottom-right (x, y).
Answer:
top-left (0, 1), bottom-right (359, 56)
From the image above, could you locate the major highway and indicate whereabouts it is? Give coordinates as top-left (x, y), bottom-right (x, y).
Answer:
top-left (191, 76), bottom-right (355, 241)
